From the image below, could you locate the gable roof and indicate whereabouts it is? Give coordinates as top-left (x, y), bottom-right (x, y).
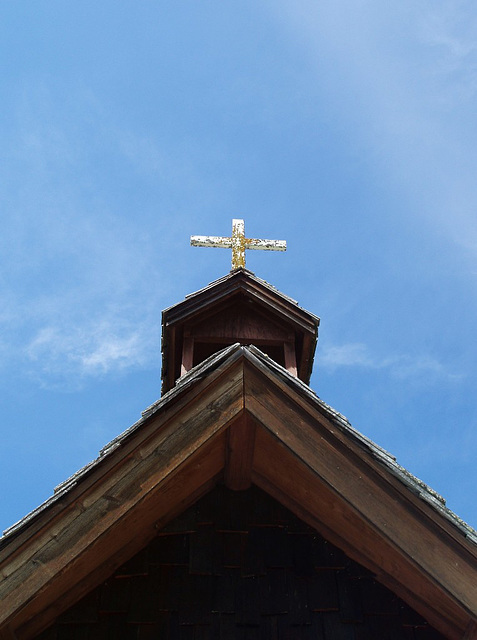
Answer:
top-left (1, 345), bottom-right (476, 639)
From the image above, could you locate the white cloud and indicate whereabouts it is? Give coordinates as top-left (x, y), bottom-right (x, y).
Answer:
top-left (78, 335), bottom-right (144, 374)
top-left (320, 343), bottom-right (374, 369)
top-left (25, 319), bottom-right (158, 387)
top-left (0, 82), bottom-right (194, 389)
top-left (320, 341), bottom-right (456, 382)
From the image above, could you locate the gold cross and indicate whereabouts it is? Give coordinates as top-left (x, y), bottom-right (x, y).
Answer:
top-left (191, 219), bottom-right (286, 269)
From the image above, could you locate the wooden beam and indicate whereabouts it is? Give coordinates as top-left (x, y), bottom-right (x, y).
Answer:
top-left (181, 334), bottom-right (194, 376)
top-left (252, 429), bottom-right (464, 640)
top-left (0, 362), bottom-right (245, 636)
top-left (283, 340), bottom-right (297, 377)
top-left (463, 622), bottom-right (477, 640)
top-left (16, 465), bottom-right (223, 639)
top-left (243, 361), bottom-right (476, 639)
top-left (224, 412), bottom-right (256, 490)
top-left (0, 352), bottom-right (244, 561)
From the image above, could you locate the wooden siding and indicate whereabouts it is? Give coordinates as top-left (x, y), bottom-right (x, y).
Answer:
top-left (35, 486), bottom-right (445, 640)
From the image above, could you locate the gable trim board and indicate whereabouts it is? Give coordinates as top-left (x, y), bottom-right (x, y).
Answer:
top-left (0, 345), bottom-right (475, 639)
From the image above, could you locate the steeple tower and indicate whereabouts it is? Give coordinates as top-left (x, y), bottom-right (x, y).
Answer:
top-left (161, 269), bottom-right (319, 394)
top-left (161, 220), bottom-right (318, 394)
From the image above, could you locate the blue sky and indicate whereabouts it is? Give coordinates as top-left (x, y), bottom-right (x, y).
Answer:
top-left (1, 1), bottom-right (477, 534)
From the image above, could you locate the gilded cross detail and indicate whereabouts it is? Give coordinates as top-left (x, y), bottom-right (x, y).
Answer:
top-left (191, 219), bottom-right (286, 269)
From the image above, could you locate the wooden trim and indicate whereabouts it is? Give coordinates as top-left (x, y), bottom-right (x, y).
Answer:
top-left (224, 412), bottom-right (256, 490)
top-left (283, 340), bottom-right (297, 377)
top-left (243, 361), bottom-right (477, 639)
top-left (164, 272), bottom-right (319, 333)
top-left (16, 472), bottom-right (222, 639)
top-left (0, 354), bottom-right (245, 560)
top-left (181, 335), bottom-right (194, 376)
top-left (245, 350), bottom-right (476, 553)
top-left (0, 365), bottom-right (245, 636)
top-left (251, 432), bottom-right (462, 640)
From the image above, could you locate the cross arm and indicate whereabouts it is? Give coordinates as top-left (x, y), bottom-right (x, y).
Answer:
top-left (246, 238), bottom-right (286, 251)
top-left (190, 235), bottom-right (232, 249)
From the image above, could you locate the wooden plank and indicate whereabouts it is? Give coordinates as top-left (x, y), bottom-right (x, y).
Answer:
top-left (283, 340), bottom-right (297, 377)
top-left (244, 363), bottom-right (477, 617)
top-left (0, 354), bottom-right (245, 563)
top-left (251, 429), bottom-right (465, 640)
top-left (0, 364), bottom-right (245, 635)
top-left (5, 441), bottom-right (222, 628)
top-left (463, 622), bottom-right (477, 640)
top-left (224, 412), bottom-right (256, 490)
top-left (245, 351), bottom-right (474, 553)
top-left (13, 443), bottom-right (224, 639)
top-left (181, 335), bottom-right (194, 376)
top-left (1, 390), bottom-right (230, 599)
top-left (191, 305), bottom-right (289, 342)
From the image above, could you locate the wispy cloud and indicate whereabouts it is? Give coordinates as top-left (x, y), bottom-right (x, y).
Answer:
top-left (25, 319), bottom-right (158, 389)
top-left (268, 1), bottom-right (477, 259)
top-left (320, 342), bottom-right (457, 382)
top-left (0, 82), bottom-right (187, 389)
top-left (320, 343), bottom-right (374, 369)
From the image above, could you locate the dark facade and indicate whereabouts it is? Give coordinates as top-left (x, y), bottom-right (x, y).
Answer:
top-left (36, 486), bottom-right (445, 640)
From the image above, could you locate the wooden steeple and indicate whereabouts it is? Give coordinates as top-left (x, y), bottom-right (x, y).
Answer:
top-left (161, 268), bottom-right (319, 394)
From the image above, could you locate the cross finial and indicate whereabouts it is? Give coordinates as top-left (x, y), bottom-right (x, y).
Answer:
top-left (191, 219), bottom-right (286, 269)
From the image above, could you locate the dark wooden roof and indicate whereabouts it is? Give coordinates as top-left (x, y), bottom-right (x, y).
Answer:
top-left (1, 344), bottom-right (476, 639)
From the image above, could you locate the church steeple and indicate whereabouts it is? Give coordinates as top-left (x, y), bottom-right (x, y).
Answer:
top-left (161, 266), bottom-right (319, 394)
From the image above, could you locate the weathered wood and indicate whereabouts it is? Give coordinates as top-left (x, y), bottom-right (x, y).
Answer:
top-left (180, 335), bottom-right (194, 376)
top-left (283, 340), bottom-right (297, 377)
top-left (253, 463), bottom-right (460, 640)
top-left (245, 352), bottom-right (477, 552)
top-left (190, 219), bottom-right (286, 270)
top-left (224, 412), bottom-right (256, 491)
top-left (14, 446), bottom-right (224, 639)
top-left (0, 354), bottom-right (244, 564)
top-left (463, 621), bottom-right (477, 640)
top-left (0, 363), bottom-right (245, 635)
top-left (191, 304), bottom-right (290, 342)
top-left (1, 379), bottom-right (235, 591)
top-left (243, 363), bottom-right (476, 639)
top-left (161, 269), bottom-right (318, 392)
